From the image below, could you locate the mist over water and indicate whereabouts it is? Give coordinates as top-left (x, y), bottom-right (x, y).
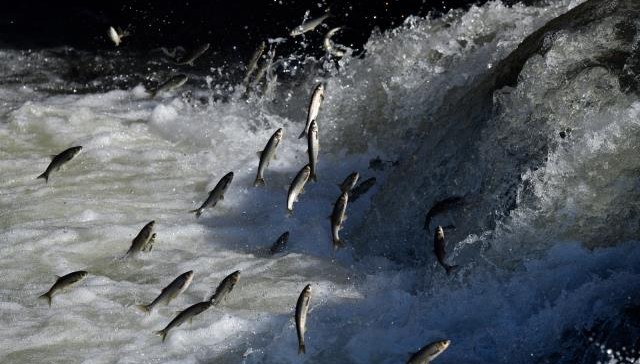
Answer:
top-left (1, 0), bottom-right (640, 363)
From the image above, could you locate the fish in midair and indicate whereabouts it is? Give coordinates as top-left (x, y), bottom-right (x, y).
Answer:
top-left (142, 233), bottom-right (157, 252)
top-left (287, 164), bottom-right (311, 215)
top-left (149, 74), bottom-right (188, 98)
top-left (299, 83), bottom-right (325, 139)
top-left (339, 172), bottom-right (359, 193)
top-left (136, 271), bottom-right (194, 314)
top-left (270, 231), bottom-right (289, 254)
top-left (243, 41), bottom-right (266, 84)
top-left (331, 191), bottom-right (348, 250)
top-left (434, 226), bottom-right (458, 274)
top-left (295, 284), bottom-right (312, 354)
top-left (208, 270), bottom-right (240, 305)
top-left (37, 146), bottom-right (82, 183)
top-left (249, 47), bottom-right (276, 90)
top-left (254, 128), bottom-right (283, 187)
top-left (323, 27), bottom-right (347, 57)
top-left (407, 339), bottom-right (451, 364)
top-left (154, 301), bottom-right (213, 342)
top-left (349, 177), bottom-right (376, 203)
top-left (176, 43), bottom-right (210, 66)
top-left (38, 270), bottom-right (88, 307)
top-left (191, 172), bottom-right (234, 218)
top-left (124, 221), bottom-right (155, 258)
top-left (307, 120), bottom-right (319, 181)
top-left (108, 26), bottom-right (129, 46)
top-left (290, 11), bottom-right (330, 37)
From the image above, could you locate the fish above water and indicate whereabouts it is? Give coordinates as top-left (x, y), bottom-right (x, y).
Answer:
top-left (295, 284), bottom-right (312, 354)
top-left (339, 172), bottom-right (359, 193)
top-left (149, 74), bottom-right (188, 98)
top-left (243, 41), bottom-right (266, 84)
top-left (136, 271), bottom-right (194, 314)
top-left (349, 177), bottom-right (376, 203)
top-left (287, 164), bottom-right (311, 215)
top-left (108, 26), bottom-right (129, 46)
top-left (154, 301), bottom-right (213, 342)
top-left (323, 27), bottom-right (347, 57)
top-left (176, 43), bottom-right (210, 66)
top-left (191, 172), bottom-right (234, 218)
top-left (290, 12), bottom-right (330, 36)
top-left (407, 339), bottom-right (451, 364)
top-left (331, 191), bottom-right (349, 250)
top-left (433, 226), bottom-right (458, 274)
top-left (307, 120), bottom-right (319, 182)
top-left (299, 83), bottom-right (325, 139)
top-left (38, 270), bottom-right (88, 307)
top-left (124, 221), bottom-right (155, 258)
top-left (37, 146), bottom-right (82, 183)
top-left (270, 231), bottom-right (289, 254)
top-left (254, 128), bottom-right (283, 187)
top-left (208, 270), bottom-right (240, 305)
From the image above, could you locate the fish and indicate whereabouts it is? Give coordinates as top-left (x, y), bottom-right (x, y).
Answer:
top-left (191, 172), bottom-right (234, 218)
top-left (287, 164), bottom-right (311, 215)
top-left (331, 191), bottom-right (348, 250)
top-left (243, 41), bottom-right (266, 84)
top-left (108, 26), bottom-right (129, 46)
top-left (339, 172), bottom-right (359, 193)
top-left (423, 197), bottom-right (464, 232)
top-left (298, 83), bottom-right (325, 139)
top-left (270, 231), bottom-right (289, 254)
top-left (154, 300), bottom-right (213, 342)
top-left (124, 221), bottom-right (155, 258)
top-left (249, 48), bottom-right (276, 90)
top-left (149, 74), bottom-right (188, 98)
top-left (142, 233), bottom-right (157, 252)
top-left (254, 128), bottom-right (283, 187)
top-left (407, 339), bottom-right (451, 364)
top-left (136, 271), bottom-right (194, 314)
top-left (290, 12), bottom-right (330, 37)
top-left (208, 270), bottom-right (240, 305)
top-left (349, 177), bottom-right (376, 202)
top-left (38, 270), bottom-right (88, 307)
top-left (434, 226), bottom-right (458, 274)
top-left (295, 284), bottom-right (312, 354)
top-left (37, 146), bottom-right (82, 183)
top-left (176, 43), bottom-right (210, 66)
top-left (307, 120), bottom-right (319, 182)
top-left (323, 27), bottom-right (346, 57)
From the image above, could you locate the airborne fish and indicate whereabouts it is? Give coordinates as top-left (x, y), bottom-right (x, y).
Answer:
top-left (243, 41), bottom-right (266, 84)
top-left (38, 270), bottom-right (88, 307)
top-left (270, 231), bottom-right (289, 254)
top-left (339, 172), bottom-right (359, 193)
top-left (349, 177), bottom-right (376, 203)
top-left (108, 26), bottom-right (129, 46)
top-left (434, 226), bottom-right (458, 274)
top-left (154, 301), bottom-right (213, 342)
top-left (149, 74), bottom-right (188, 98)
top-left (124, 221), bottom-right (155, 258)
top-left (295, 284), bottom-right (312, 354)
top-left (136, 271), bottom-right (194, 314)
top-left (254, 128), bottom-right (283, 187)
top-left (330, 191), bottom-right (348, 250)
top-left (208, 270), bottom-right (240, 305)
top-left (407, 339), bottom-right (451, 364)
top-left (290, 12), bottom-right (330, 37)
top-left (323, 27), bottom-right (347, 57)
top-left (307, 120), bottom-right (319, 181)
top-left (176, 43), bottom-right (210, 66)
top-left (37, 146), bottom-right (82, 183)
top-left (299, 83), bottom-right (325, 139)
top-left (287, 164), bottom-right (311, 215)
top-left (191, 172), bottom-right (234, 218)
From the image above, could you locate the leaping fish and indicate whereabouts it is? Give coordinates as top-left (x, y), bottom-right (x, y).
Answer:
top-left (254, 128), bottom-right (283, 187)
top-left (191, 172), bottom-right (234, 218)
top-left (407, 339), bottom-right (451, 364)
top-left (136, 271), bottom-right (194, 314)
top-left (154, 301), bottom-right (213, 342)
top-left (176, 43), bottom-right (210, 66)
top-left (290, 11), bottom-right (330, 37)
top-left (37, 146), bottom-right (82, 183)
top-left (243, 41), bottom-right (266, 84)
top-left (108, 26), bottom-right (129, 46)
top-left (287, 164), bottom-right (311, 215)
top-left (299, 83), bottom-right (325, 139)
top-left (295, 284), bottom-right (312, 354)
top-left (38, 271), bottom-right (88, 307)
top-left (323, 27), bottom-right (347, 57)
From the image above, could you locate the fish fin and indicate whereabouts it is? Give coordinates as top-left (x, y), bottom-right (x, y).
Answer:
top-left (38, 293), bottom-right (52, 307)
top-left (36, 172), bottom-right (49, 183)
top-left (154, 330), bottom-right (167, 342)
top-left (189, 209), bottom-right (202, 218)
top-left (256, 150), bottom-right (263, 157)
top-left (298, 343), bottom-right (306, 355)
top-left (254, 177), bottom-right (265, 187)
top-left (135, 304), bottom-right (151, 314)
top-left (333, 239), bottom-right (346, 250)
top-left (446, 265), bottom-right (459, 275)
top-left (298, 130), bottom-right (307, 139)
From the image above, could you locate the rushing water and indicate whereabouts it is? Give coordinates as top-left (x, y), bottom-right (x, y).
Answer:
top-left (1, 0), bottom-right (640, 363)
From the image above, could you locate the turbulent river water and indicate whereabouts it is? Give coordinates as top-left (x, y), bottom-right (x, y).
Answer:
top-left (2, 0), bottom-right (640, 363)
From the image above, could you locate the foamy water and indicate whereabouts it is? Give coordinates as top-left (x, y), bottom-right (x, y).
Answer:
top-left (1, 0), bottom-right (639, 363)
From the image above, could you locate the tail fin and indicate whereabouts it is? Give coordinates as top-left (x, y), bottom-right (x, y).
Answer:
top-left (136, 304), bottom-right (151, 315)
top-left (154, 330), bottom-right (167, 342)
top-left (298, 343), bottom-right (306, 354)
top-left (445, 264), bottom-right (459, 275)
top-left (254, 177), bottom-right (265, 187)
top-left (333, 239), bottom-right (346, 251)
top-left (38, 292), bottom-right (52, 307)
top-left (298, 130), bottom-right (307, 139)
top-left (286, 209), bottom-right (293, 217)
top-left (189, 209), bottom-right (202, 218)
top-left (37, 172), bottom-right (49, 183)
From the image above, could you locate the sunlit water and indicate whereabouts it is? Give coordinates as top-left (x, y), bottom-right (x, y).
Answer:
top-left (1, 0), bottom-right (639, 363)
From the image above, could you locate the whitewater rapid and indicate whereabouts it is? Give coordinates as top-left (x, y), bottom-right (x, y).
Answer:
top-left (1, 0), bottom-right (640, 363)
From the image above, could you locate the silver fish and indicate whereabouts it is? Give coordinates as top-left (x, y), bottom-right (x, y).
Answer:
top-left (208, 270), bottom-right (240, 305)
top-left (270, 231), bottom-right (289, 254)
top-left (298, 83), bottom-right (325, 139)
top-left (108, 26), bottom-right (129, 46)
top-left (37, 146), bottom-right (82, 183)
top-left (38, 270), bottom-right (88, 307)
top-left (287, 164), bottom-right (311, 215)
top-left (154, 301), bottom-right (213, 342)
top-left (339, 172), bottom-right (359, 193)
top-left (434, 226), bottom-right (458, 274)
top-left (331, 191), bottom-right (348, 250)
top-left (191, 172), bottom-right (234, 218)
top-left (136, 271), bottom-right (194, 314)
top-left (125, 221), bottom-right (155, 258)
top-left (290, 12), bottom-right (330, 37)
top-left (323, 27), bottom-right (346, 57)
top-left (243, 41), bottom-right (266, 84)
top-left (150, 74), bottom-right (188, 97)
top-left (307, 120), bottom-right (319, 182)
top-left (407, 339), bottom-right (451, 364)
top-left (254, 128), bottom-right (283, 187)
top-left (295, 284), bottom-right (312, 354)
top-left (349, 177), bottom-right (376, 203)
top-left (176, 43), bottom-right (210, 66)
top-left (249, 48), bottom-right (276, 89)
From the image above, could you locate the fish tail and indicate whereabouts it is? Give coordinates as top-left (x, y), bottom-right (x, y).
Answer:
top-left (135, 304), bottom-right (151, 314)
top-left (298, 343), bottom-right (306, 355)
top-left (298, 130), bottom-right (307, 139)
top-left (154, 330), bottom-right (167, 342)
top-left (286, 209), bottom-right (293, 218)
top-left (445, 264), bottom-right (459, 275)
top-left (37, 172), bottom-right (49, 183)
top-left (189, 209), bottom-right (202, 218)
top-left (254, 176), bottom-right (265, 187)
top-left (38, 292), bottom-right (51, 307)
